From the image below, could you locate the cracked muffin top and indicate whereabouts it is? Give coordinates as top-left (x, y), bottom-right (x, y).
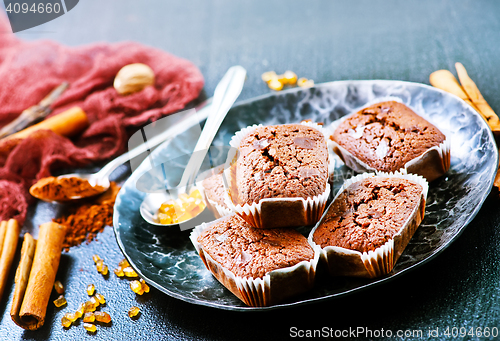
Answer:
top-left (313, 176), bottom-right (423, 253)
top-left (231, 124), bottom-right (328, 206)
top-left (197, 215), bottom-right (314, 278)
top-left (331, 101), bottom-right (445, 172)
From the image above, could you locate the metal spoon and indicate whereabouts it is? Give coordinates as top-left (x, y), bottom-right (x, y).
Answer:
top-left (140, 65), bottom-right (247, 226)
top-left (30, 101), bottom-right (212, 203)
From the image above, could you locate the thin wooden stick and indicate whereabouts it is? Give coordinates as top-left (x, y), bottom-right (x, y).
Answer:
top-left (0, 82), bottom-right (69, 138)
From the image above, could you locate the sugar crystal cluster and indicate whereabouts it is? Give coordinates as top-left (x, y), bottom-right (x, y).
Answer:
top-left (157, 189), bottom-right (205, 224)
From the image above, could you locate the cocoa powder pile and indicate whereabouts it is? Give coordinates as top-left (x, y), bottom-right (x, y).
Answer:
top-left (54, 182), bottom-right (120, 251)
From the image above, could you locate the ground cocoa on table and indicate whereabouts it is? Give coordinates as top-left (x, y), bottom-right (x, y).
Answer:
top-left (54, 182), bottom-right (120, 251)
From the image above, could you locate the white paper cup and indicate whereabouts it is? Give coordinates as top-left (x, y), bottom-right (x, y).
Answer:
top-left (197, 165), bottom-right (233, 219)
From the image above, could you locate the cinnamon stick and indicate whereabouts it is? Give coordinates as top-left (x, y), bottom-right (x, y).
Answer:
top-left (10, 233), bottom-right (36, 328)
top-left (430, 65), bottom-right (500, 191)
top-left (455, 62), bottom-right (500, 134)
top-left (0, 219), bottom-right (20, 303)
top-left (10, 222), bottom-right (66, 330)
top-left (493, 165), bottom-right (500, 193)
top-left (0, 106), bottom-right (89, 143)
top-left (0, 221), bottom-right (7, 259)
top-left (429, 69), bottom-right (479, 111)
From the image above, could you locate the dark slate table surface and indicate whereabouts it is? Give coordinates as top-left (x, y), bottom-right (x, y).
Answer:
top-left (1, 1), bottom-right (500, 340)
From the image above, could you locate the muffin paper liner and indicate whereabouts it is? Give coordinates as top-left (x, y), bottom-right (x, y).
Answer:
top-left (224, 122), bottom-right (331, 229)
top-left (197, 166), bottom-right (233, 219)
top-left (198, 186), bottom-right (233, 219)
top-left (190, 216), bottom-right (319, 307)
top-left (327, 102), bottom-right (451, 182)
top-left (308, 171), bottom-right (428, 279)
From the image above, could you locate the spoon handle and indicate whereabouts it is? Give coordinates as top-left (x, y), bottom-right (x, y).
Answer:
top-left (96, 99), bottom-right (213, 180)
top-left (178, 65), bottom-right (247, 192)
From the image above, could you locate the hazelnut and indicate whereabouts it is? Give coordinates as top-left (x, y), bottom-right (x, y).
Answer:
top-left (113, 63), bottom-right (155, 95)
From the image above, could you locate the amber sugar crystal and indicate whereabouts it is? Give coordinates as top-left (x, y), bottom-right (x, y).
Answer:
top-left (157, 189), bottom-right (205, 224)
top-left (84, 300), bottom-right (96, 312)
top-left (94, 311), bottom-right (111, 323)
top-left (261, 71), bottom-right (278, 83)
top-left (53, 295), bottom-right (67, 307)
top-left (130, 280), bottom-right (144, 295)
top-left (93, 255), bottom-right (109, 276)
top-left (75, 303), bottom-right (85, 318)
top-left (122, 266), bottom-right (138, 278)
top-left (101, 264), bottom-right (109, 276)
top-left (297, 77), bottom-right (314, 88)
top-left (128, 306), bottom-right (140, 318)
top-left (83, 322), bottom-right (97, 333)
top-left (54, 280), bottom-right (64, 294)
top-left (279, 70), bottom-right (298, 85)
top-left (140, 278), bottom-right (150, 293)
top-left (114, 259), bottom-right (132, 277)
top-left (96, 259), bottom-right (104, 273)
top-left (95, 293), bottom-right (106, 304)
top-left (87, 284), bottom-right (95, 296)
top-left (90, 295), bottom-right (100, 308)
top-left (61, 316), bottom-right (72, 328)
top-left (114, 267), bottom-right (124, 277)
top-left (119, 259), bottom-right (130, 268)
top-left (83, 312), bottom-right (95, 323)
top-left (64, 312), bottom-right (78, 323)
top-left (267, 78), bottom-right (283, 91)
top-left (261, 70), bottom-right (312, 91)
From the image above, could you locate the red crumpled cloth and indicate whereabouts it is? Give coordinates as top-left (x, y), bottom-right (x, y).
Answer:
top-left (0, 14), bottom-right (204, 224)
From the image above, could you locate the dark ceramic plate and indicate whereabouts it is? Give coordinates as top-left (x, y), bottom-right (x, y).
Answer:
top-left (113, 80), bottom-right (498, 311)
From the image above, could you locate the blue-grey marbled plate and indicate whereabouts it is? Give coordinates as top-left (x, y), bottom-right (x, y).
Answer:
top-left (113, 80), bottom-right (498, 311)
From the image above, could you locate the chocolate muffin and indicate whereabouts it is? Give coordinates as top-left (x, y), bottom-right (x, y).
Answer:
top-left (233, 123), bottom-right (328, 205)
top-left (191, 215), bottom-right (318, 306)
top-left (198, 215), bottom-right (314, 278)
top-left (309, 172), bottom-right (428, 278)
top-left (225, 123), bottom-right (331, 229)
top-left (331, 101), bottom-right (450, 181)
top-left (314, 177), bottom-right (423, 252)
